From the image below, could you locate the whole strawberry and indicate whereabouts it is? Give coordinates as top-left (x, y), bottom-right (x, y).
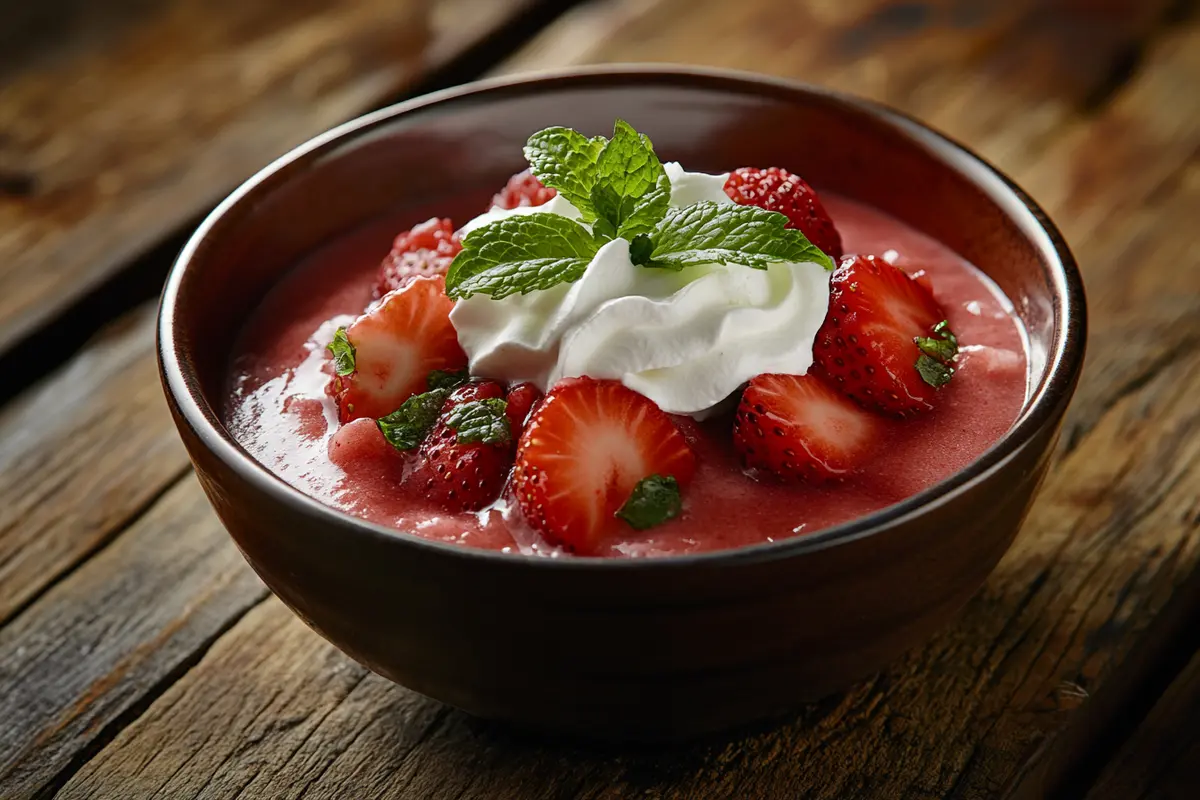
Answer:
top-left (812, 254), bottom-right (958, 417)
top-left (409, 381), bottom-right (514, 512)
top-left (492, 169), bottom-right (557, 210)
top-left (375, 218), bottom-right (462, 297)
top-left (724, 167), bottom-right (843, 259)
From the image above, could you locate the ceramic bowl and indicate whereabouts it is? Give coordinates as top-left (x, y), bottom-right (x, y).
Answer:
top-left (159, 67), bottom-right (1085, 740)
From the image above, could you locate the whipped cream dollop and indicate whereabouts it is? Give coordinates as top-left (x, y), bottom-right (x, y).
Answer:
top-left (448, 163), bottom-right (832, 417)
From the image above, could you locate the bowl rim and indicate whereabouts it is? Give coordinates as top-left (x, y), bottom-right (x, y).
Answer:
top-left (159, 63), bottom-right (1086, 571)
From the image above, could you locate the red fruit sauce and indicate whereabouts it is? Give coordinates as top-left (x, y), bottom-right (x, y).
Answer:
top-left (225, 195), bottom-right (1029, 558)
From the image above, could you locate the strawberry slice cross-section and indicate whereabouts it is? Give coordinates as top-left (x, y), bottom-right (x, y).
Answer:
top-left (328, 275), bottom-right (467, 423)
top-left (512, 377), bottom-right (696, 554)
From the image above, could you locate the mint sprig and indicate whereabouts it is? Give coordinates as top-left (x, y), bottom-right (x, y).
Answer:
top-left (616, 474), bottom-right (683, 530)
top-left (327, 327), bottom-right (356, 376)
top-left (446, 119), bottom-right (835, 301)
top-left (590, 120), bottom-right (670, 240)
top-left (427, 368), bottom-right (469, 391)
top-left (630, 202), bottom-right (835, 272)
top-left (446, 214), bottom-right (599, 300)
top-left (445, 398), bottom-right (511, 445)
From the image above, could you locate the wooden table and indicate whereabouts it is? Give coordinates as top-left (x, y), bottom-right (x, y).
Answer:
top-left (2, 1), bottom-right (1198, 797)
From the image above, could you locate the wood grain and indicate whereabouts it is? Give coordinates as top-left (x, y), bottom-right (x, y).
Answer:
top-left (0, 475), bottom-right (267, 800)
top-left (0, 305), bottom-right (188, 624)
top-left (24, 2), bottom-right (1198, 799)
top-left (0, 0), bottom-right (536, 359)
top-left (1084, 644), bottom-right (1200, 800)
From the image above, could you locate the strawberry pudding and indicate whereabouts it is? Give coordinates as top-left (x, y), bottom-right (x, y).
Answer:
top-left (226, 120), bottom-right (1028, 558)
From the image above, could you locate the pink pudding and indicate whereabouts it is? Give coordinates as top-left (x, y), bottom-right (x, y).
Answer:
top-left (225, 185), bottom-right (1028, 559)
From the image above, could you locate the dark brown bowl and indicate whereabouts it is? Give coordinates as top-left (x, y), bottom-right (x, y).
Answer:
top-left (158, 66), bottom-right (1085, 740)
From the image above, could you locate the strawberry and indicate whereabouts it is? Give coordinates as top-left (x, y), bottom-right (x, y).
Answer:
top-left (724, 167), bottom-right (843, 259)
top-left (375, 218), bottom-right (462, 297)
top-left (329, 276), bottom-right (467, 423)
top-left (812, 254), bottom-right (955, 417)
top-left (504, 382), bottom-right (542, 433)
top-left (733, 373), bottom-right (879, 481)
top-left (491, 169), bottom-right (556, 210)
top-left (408, 380), bottom-right (512, 511)
top-left (512, 377), bottom-right (696, 554)
top-left (328, 417), bottom-right (405, 480)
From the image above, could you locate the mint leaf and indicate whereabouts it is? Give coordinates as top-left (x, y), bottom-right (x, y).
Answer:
top-left (428, 368), bottom-right (469, 391)
top-left (616, 474), bottom-right (683, 530)
top-left (915, 355), bottom-right (954, 388)
top-left (376, 389), bottom-right (448, 451)
top-left (590, 119), bottom-right (670, 239)
top-left (524, 127), bottom-right (606, 221)
top-left (914, 319), bottom-right (958, 388)
top-left (445, 398), bottom-right (510, 445)
top-left (446, 214), bottom-right (600, 300)
top-left (326, 327), bottom-right (356, 376)
top-left (635, 202), bottom-right (836, 272)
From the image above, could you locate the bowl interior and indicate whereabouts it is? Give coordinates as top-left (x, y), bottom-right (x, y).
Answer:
top-left (168, 68), bottom-right (1076, 541)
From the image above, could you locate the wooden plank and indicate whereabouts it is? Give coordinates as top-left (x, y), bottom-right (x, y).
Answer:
top-left (37, 4), bottom-right (1200, 800)
top-left (0, 475), bottom-right (268, 800)
top-left (0, 0), bottom-right (538, 359)
top-left (1083, 645), bottom-right (1200, 800)
top-left (0, 305), bottom-right (189, 624)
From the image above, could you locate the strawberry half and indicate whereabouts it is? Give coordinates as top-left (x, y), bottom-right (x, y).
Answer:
top-left (724, 167), bottom-right (843, 259)
top-left (812, 255), bottom-right (953, 417)
top-left (375, 218), bottom-right (462, 298)
top-left (512, 377), bottom-right (696, 554)
top-left (329, 276), bottom-right (467, 423)
top-left (733, 373), bottom-right (879, 481)
top-left (408, 381), bottom-right (513, 512)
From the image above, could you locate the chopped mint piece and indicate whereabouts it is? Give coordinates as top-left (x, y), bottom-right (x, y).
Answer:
top-left (632, 202), bottom-right (836, 272)
top-left (590, 119), bottom-right (670, 240)
top-left (445, 398), bottom-right (511, 445)
top-left (326, 327), bottom-right (356, 376)
top-left (616, 474), bottom-right (683, 530)
top-left (376, 389), bottom-right (449, 451)
top-left (914, 319), bottom-right (959, 388)
top-left (446, 213), bottom-right (600, 300)
top-left (428, 368), bottom-right (469, 391)
top-left (628, 233), bottom-right (654, 264)
top-left (523, 127), bottom-right (606, 221)
top-left (915, 354), bottom-right (954, 388)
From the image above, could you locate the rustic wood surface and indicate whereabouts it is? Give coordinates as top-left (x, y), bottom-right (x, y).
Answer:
top-left (1, 0), bottom-right (1198, 798)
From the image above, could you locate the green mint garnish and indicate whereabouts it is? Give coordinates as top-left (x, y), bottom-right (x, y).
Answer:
top-left (376, 389), bottom-right (449, 451)
top-left (630, 202), bottom-right (835, 272)
top-left (445, 398), bottom-right (511, 445)
top-left (524, 127), bottom-right (606, 221)
top-left (446, 119), bottom-right (834, 301)
top-left (590, 120), bottom-right (670, 240)
top-left (327, 327), bottom-right (356, 376)
top-left (427, 368), bottom-right (469, 391)
top-left (446, 213), bottom-right (599, 300)
top-left (914, 319), bottom-right (959, 388)
top-left (616, 474), bottom-right (683, 530)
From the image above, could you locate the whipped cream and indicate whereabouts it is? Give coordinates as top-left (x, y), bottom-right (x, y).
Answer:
top-left (448, 162), bottom-right (832, 417)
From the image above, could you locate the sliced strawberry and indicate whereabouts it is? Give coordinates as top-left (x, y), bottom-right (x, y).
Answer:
top-left (504, 382), bottom-right (542, 433)
top-left (724, 167), bottom-right (843, 259)
top-left (812, 254), bottom-right (953, 417)
top-left (375, 218), bottom-right (462, 297)
top-left (512, 377), bottom-right (696, 554)
top-left (329, 276), bottom-right (467, 422)
top-left (733, 373), bottom-right (879, 481)
top-left (408, 381), bottom-right (513, 512)
top-left (491, 169), bottom-right (556, 210)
